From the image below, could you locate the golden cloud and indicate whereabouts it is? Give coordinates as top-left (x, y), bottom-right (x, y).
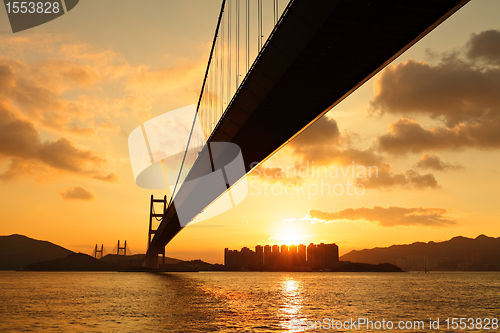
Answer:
top-left (415, 154), bottom-right (463, 171)
top-left (305, 206), bottom-right (457, 227)
top-left (0, 106), bottom-right (114, 182)
top-left (59, 186), bottom-right (95, 201)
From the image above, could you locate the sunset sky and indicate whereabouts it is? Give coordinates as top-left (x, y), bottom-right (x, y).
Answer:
top-left (1, 0), bottom-right (500, 264)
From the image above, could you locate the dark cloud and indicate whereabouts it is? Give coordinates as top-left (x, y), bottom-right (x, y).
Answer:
top-left (371, 30), bottom-right (500, 154)
top-left (290, 116), bottom-right (341, 149)
top-left (288, 116), bottom-right (342, 165)
top-left (306, 206), bottom-right (457, 227)
top-left (378, 118), bottom-right (500, 154)
top-left (287, 117), bottom-right (381, 169)
top-left (278, 116), bottom-right (439, 190)
top-left (331, 149), bottom-right (439, 190)
top-left (370, 57), bottom-right (500, 127)
top-left (415, 154), bottom-right (463, 171)
top-left (0, 106), bottom-right (114, 182)
top-left (59, 186), bottom-right (95, 201)
top-left (466, 30), bottom-right (500, 65)
top-left (371, 58), bottom-right (500, 127)
top-left (357, 168), bottom-right (438, 190)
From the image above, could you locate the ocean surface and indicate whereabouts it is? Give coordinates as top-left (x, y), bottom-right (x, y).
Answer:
top-left (0, 271), bottom-right (499, 332)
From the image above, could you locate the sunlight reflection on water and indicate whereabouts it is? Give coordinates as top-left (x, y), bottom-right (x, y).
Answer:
top-left (0, 271), bottom-right (499, 332)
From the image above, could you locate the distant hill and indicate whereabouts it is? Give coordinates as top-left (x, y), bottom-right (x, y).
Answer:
top-left (161, 259), bottom-right (226, 272)
top-left (0, 234), bottom-right (73, 270)
top-left (101, 254), bottom-right (182, 265)
top-left (24, 253), bottom-right (119, 271)
top-left (340, 235), bottom-right (500, 270)
top-left (336, 262), bottom-right (402, 272)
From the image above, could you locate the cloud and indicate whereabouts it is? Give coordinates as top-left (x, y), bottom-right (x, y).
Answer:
top-left (378, 117), bottom-right (500, 154)
top-left (287, 117), bottom-right (378, 169)
top-left (337, 149), bottom-right (439, 190)
top-left (0, 106), bottom-right (113, 182)
top-left (92, 173), bottom-right (120, 183)
top-left (286, 116), bottom-right (344, 165)
top-left (370, 57), bottom-right (500, 127)
top-left (0, 59), bottom-right (96, 135)
top-left (256, 115), bottom-right (439, 190)
top-left (290, 116), bottom-right (341, 149)
top-left (0, 32), bottom-right (207, 183)
top-left (415, 154), bottom-right (463, 171)
top-left (466, 29), bottom-right (500, 65)
top-left (304, 207), bottom-right (457, 227)
top-left (370, 30), bottom-right (500, 154)
top-left (0, 32), bottom-right (206, 138)
top-left (59, 186), bottom-right (95, 201)
top-left (358, 169), bottom-right (438, 190)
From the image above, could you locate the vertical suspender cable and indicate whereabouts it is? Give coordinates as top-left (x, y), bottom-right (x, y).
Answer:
top-left (228, 0), bottom-right (231, 103)
top-left (214, 28), bottom-right (218, 130)
top-left (246, 0), bottom-right (249, 72)
top-left (217, 37), bottom-right (220, 129)
top-left (236, 0), bottom-right (240, 88)
top-left (275, 0), bottom-right (279, 24)
top-left (257, 0), bottom-right (262, 51)
top-left (169, 0), bottom-right (226, 205)
top-left (273, 0), bottom-right (276, 25)
top-left (221, 13), bottom-right (225, 117)
top-left (214, 38), bottom-right (218, 129)
top-left (203, 68), bottom-right (207, 134)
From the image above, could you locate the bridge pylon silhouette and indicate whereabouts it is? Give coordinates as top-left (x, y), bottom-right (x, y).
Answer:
top-left (139, 0), bottom-right (470, 268)
top-left (146, 195), bottom-right (167, 268)
top-left (116, 240), bottom-right (128, 256)
top-left (93, 244), bottom-right (104, 259)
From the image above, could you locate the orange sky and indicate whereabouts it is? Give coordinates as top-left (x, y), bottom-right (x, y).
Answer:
top-left (1, 0), bottom-right (500, 264)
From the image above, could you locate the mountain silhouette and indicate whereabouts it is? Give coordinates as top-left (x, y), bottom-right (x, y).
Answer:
top-left (340, 235), bottom-right (500, 270)
top-left (100, 253), bottom-right (181, 265)
top-left (0, 234), bottom-right (73, 270)
top-left (23, 253), bottom-right (119, 271)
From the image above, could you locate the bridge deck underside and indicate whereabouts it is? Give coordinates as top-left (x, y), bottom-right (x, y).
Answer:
top-left (149, 0), bottom-right (469, 253)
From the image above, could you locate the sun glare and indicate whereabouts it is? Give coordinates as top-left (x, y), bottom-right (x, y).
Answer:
top-left (281, 229), bottom-right (301, 246)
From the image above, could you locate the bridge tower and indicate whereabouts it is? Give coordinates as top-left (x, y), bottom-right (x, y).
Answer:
top-left (93, 244), bottom-right (104, 259)
top-left (117, 240), bottom-right (127, 255)
top-left (146, 195), bottom-right (167, 268)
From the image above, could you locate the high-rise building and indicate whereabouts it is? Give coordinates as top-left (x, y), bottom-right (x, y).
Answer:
top-left (255, 245), bottom-right (264, 267)
top-left (224, 248), bottom-right (243, 269)
top-left (289, 244), bottom-right (297, 266)
top-left (271, 244), bottom-right (280, 268)
top-left (241, 247), bottom-right (253, 268)
top-left (225, 242), bottom-right (339, 271)
top-left (307, 243), bottom-right (317, 269)
top-left (298, 244), bottom-right (306, 266)
top-left (263, 245), bottom-right (271, 266)
top-left (314, 243), bottom-right (339, 269)
top-left (280, 244), bottom-right (289, 268)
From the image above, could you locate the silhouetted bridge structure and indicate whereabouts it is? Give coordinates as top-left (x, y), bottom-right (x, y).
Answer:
top-left (146, 0), bottom-right (470, 267)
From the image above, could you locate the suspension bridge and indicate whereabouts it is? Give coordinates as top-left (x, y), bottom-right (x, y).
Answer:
top-left (143, 0), bottom-right (470, 268)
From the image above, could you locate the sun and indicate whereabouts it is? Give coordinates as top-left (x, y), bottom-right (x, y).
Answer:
top-left (281, 229), bottom-right (301, 246)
